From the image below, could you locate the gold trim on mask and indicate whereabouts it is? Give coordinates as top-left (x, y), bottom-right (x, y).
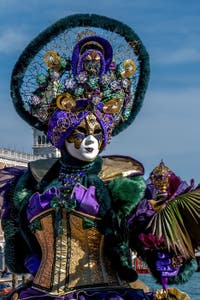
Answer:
top-left (85, 113), bottom-right (99, 134)
top-left (67, 113), bottom-right (103, 150)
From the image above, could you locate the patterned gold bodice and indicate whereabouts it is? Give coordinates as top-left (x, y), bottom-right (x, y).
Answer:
top-left (31, 208), bottom-right (125, 296)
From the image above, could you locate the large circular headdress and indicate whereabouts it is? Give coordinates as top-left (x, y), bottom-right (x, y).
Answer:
top-left (11, 14), bottom-right (150, 141)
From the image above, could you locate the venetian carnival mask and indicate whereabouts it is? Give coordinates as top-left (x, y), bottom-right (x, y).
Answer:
top-left (65, 135), bottom-right (100, 162)
top-left (10, 14), bottom-right (150, 152)
top-left (65, 113), bottom-right (103, 161)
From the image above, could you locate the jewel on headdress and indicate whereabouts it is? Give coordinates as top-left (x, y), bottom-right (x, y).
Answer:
top-left (11, 14), bottom-right (150, 139)
top-left (103, 98), bottom-right (122, 114)
top-left (31, 95), bottom-right (41, 106)
top-left (72, 36), bottom-right (113, 76)
top-left (122, 78), bottom-right (130, 89)
top-left (91, 95), bottom-right (101, 105)
top-left (76, 72), bottom-right (88, 84)
top-left (110, 80), bottom-right (121, 91)
top-left (121, 59), bottom-right (137, 78)
top-left (43, 51), bottom-right (62, 70)
top-left (56, 93), bottom-right (76, 111)
top-left (36, 74), bottom-right (47, 85)
top-left (64, 78), bottom-right (77, 89)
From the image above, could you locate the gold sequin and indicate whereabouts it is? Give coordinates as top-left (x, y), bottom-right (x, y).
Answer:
top-left (33, 212), bottom-right (55, 289)
top-left (31, 209), bottom-right (122, 296)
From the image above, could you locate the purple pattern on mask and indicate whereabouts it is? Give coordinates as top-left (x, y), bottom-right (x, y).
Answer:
top-left (47, 107), bottom-right (114, 150)
top-left (94, 110), bottom-right (114, 148)
top-left (27, 187), bottom-right (60, 221)
top-left (47, 109), bottom-right (88, 149)
top-left (71, 183), bottom-right (99, 216)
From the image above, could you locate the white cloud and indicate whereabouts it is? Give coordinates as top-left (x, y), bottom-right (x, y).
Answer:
top-left (104, 87), bottom-right (200, 182)
top-left (153, 47), bottom-right (200, 64)
top-left (0, 29), bottom-right (28, 53)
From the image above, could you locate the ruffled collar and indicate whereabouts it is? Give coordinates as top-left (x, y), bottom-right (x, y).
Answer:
top-left (59, 148), bottom-right (103, 175)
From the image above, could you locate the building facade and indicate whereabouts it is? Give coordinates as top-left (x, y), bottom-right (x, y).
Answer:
top-left (32, 128), bottom-right (60, 158)
top-left (0, 129), bottom-right (60, 254)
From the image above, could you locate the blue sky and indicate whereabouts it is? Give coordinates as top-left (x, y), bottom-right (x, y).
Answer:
top-left (0, 0), bottom-right (200, 182)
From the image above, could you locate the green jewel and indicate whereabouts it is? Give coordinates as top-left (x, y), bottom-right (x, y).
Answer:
top-left (88, 77), bottom-right (98, 88)
top-left (23, 102), bottom-right (30, 111)
top-left (82, 217), bottom-right (95, 229)
top-left (57, 83), bottom-right (64, 94)
top-left (115, 90), bottom-right (125, 98)
top-left (29, 219), bottom-right (42, 233)
top-left (59, 57), bottom-right (67, 68)
top-left (118, 62), bottom-right (125, 73)
top-left (74, 86), bottom-right (84, 96)
top-left (36, 74), bottom-right (46, 85)
top-left (63, 198), bottom-right (76, 211)
top-left (103, 88), bottom-right (112, 98)
top-left (50, 196), bottom-right (61, 208)
top-left (123, 109), bottom-right (131, 120)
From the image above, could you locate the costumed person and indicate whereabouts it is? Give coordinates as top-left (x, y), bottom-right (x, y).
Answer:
top-left (129, 160), bottom-right (200, 299)
top-left (0, 14), bottom-right (199, 300)
top-left (1, 14), bottom-right (152, 300)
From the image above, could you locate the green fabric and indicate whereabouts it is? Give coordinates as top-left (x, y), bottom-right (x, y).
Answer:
top-left (169, 258), bottom-right (198, 284)
top-left (13, 171), bottom-right (33, 211)
top-left (108, 175), bottom-right (146, 216)
top-left (1, 171), bottom-right (35, 273)
top-left (2, 154), bottom-right (145, 282)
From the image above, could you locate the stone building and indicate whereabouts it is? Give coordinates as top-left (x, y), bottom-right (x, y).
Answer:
top-left (32, 128), bottom-right (60, 158)
top-left (0, 129), bottom-right (60, 257)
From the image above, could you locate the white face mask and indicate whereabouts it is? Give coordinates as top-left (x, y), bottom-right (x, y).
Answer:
top-left (65, 135), bottom-right (100, 162)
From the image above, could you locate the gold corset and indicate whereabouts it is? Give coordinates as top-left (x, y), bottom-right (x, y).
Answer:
top-left (31, 209), bottom-right (124, 296)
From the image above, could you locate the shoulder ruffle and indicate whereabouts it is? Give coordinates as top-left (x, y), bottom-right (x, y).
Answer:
top-left (99, 155), bottom-right (144, 182)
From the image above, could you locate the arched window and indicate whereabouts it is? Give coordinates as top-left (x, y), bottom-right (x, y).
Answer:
top-left (38, 136), bottom-right (41, 145)
top-left (42, 135), bottom-right (46, 144)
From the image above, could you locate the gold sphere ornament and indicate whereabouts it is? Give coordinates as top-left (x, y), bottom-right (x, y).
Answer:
top-left (43, 51), bottom-right (61, 70)
top-left (121, 59), bottom-right (137, 78)
top-left (56, 93), bottom-right (76, 111)
top-left (103, 98), bottom-right (122, 114)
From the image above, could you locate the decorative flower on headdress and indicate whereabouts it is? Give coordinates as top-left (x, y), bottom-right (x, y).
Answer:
top-left (11, 14), bottom-right (150, 149)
